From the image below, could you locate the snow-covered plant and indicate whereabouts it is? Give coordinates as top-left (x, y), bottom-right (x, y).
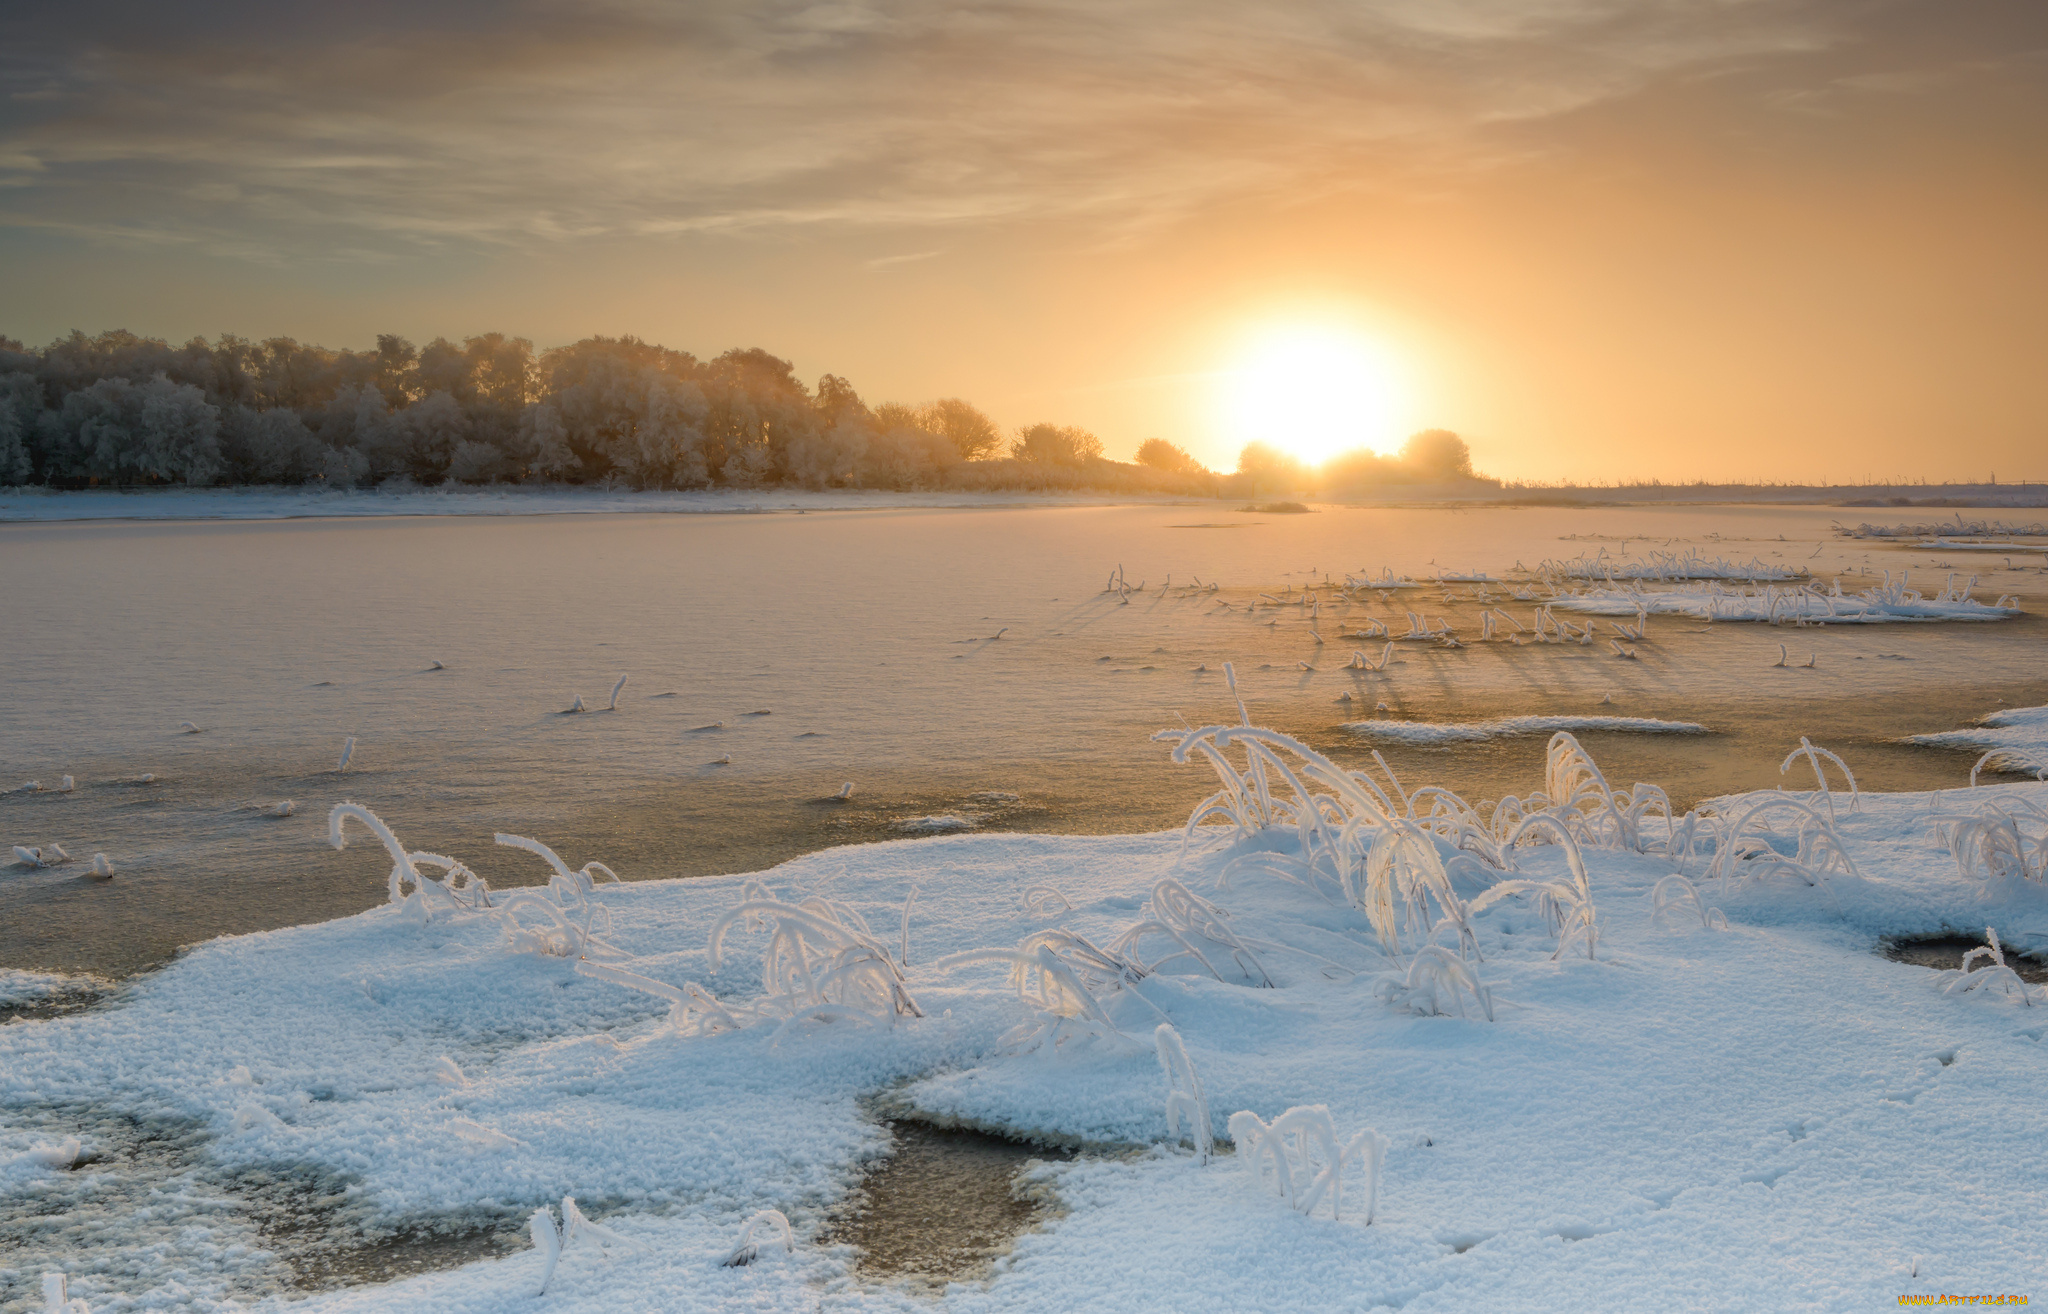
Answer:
top-left (933, 933), bottom-right (1143, 1054)
top-left (1110, 877), bottom-right (1274, 986)
top-left (1227, 1105), bottom-right (1390, 1223)
top-left (1935, 928), bottom-right (2035, 1006)
top-left (1650, 873), bottom-right (1727, 931)
top-left (1372, 945), bottom-right (1494, 1019)
top-left (1700, 794), bottom-right (1859, 900)
top-left (1779, 737), bottom-right (1859, 822)
top-left (1155, 1023), bottom-right (1212, 1162)
top-left (1022, 885), bottom-right (1075, 915)
top-left (1535, 732), bottom-right (1672, 852)
top-left (721, 1209), bottom-right (794, 1266)
top-left (328, 803), bottom-right (479, 921)
top-left (494, 832), bottom-right (623, 895)
top-left (1935, 803), bottom-right (2047, 887)
top-left (647, 892), bottom-right (929, 1031)
top-left (577, 960), bottom-right (761, 1035)
top-left (1468, 814), bottom-right (1599, 960)
top-left (528, 1195), bottom-right (639, 1295)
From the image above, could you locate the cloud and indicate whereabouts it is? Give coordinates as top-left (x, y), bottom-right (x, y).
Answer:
top-left (0, 0), bottom-right (1997, 261)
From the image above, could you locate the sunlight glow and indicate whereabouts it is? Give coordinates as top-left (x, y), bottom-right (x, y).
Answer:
top-left (1220, 325), bottom-right (1408, 465)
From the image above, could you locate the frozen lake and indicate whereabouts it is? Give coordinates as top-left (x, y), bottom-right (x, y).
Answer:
top-left (4, 500), bottom-right (2045, 978)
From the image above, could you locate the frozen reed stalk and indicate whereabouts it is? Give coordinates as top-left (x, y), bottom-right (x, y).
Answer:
top-left (267, 800), bottom-right (295, 817)
top-left (1373, 946), bottom-right (1494, 1019)
top-left (13, 846), bottom-right (46, 867)
top-left (1022, 885), bottom-right (1075, 914)
top-left (1227, 1105), bottom-right (1390, 1223)
top-left (42, 1272), bottom-right (91, 1314)
top-left (833, 782), bottom-right (855, 800)
top-left (529, 1207), bottom-right (563, 1295)
top-left (1936, 927), bottom-right (2034, 1005)
top-left (899, 887), bottom-right (919, 966)
top-left (722, 1209), bottom-right (794, 1266)
top-left (330, 802), bottom-right (479, 921)
top-left (1772, 643), bottom-right (1788, 668)
top-left (713, 754), bottom-right (732, 765)
top-left (1155, 1023), bottom-right (1212, 1163)
top-left (608, 674), bottom-right (628, 711)
top-left (336, 737), bottom-right (355, 772)
top-left (56, 775), bottom-right (73, 793)
top-left (89, 853), bottom-right (113, 878)
top-left (1650, 874), bottom-right (1727, 930)
top-left (1970, 750), bottom-right (1997, 788)
top-left (1802, 651), bottom-right (1816, 668)
top-left (1933, 803), bottom-right (2046, 887)
top-left (428, 660), bottom-right (446, 670)
top-left (565, 695), bottom-right (585, 714)
top-left (1780, 738), bottom-right (1859, 821)
top-left (178, 721), bottom-right (202, 734)
top-left (433, 1056), bottom-right (467, 1086)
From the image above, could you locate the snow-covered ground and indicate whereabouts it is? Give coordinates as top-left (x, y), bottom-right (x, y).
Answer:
top-left (1908, 707), bottom-right (2048, 777)
top-left (5, 731), bottom-right (2045, 1312)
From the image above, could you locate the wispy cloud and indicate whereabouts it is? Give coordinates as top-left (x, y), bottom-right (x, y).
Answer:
top-left (0, 1), bottom-right (1985, 261)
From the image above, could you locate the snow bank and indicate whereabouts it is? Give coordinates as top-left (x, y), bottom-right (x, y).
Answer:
top-left (5, 755), bottom-right (2046, 1311)
top-left (1342, 715), bottom-right (1708, 744)
top-left (1906, 706), bottom-right (2048, 776)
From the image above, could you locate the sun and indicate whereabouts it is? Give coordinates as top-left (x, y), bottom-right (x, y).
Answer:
top-left (1220, 325), bottom-right (1407, 466)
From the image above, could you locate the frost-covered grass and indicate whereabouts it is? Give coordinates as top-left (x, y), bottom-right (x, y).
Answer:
top-left (1552, 572), bottom-right (2020, 624)
top-left (1533, 549), bottom-right (1808, 582)
top-left (1834, 517), bottom-right (2048, 541)
top-left (6, 740), bottom-right (2048, 1310)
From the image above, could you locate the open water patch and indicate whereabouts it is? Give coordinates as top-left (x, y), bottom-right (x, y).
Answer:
top-left (824, 1119), bottom-right (1071, 1287)
top-left (1881, 935), bottom-right (2048, 984)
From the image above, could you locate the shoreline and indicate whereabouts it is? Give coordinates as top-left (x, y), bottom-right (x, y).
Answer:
top-left (8, 484), bottom-right (2048, 524)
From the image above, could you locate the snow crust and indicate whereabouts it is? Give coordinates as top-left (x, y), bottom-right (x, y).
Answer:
top-left (1341, 716), bottom-right (1708, 744)
top-left (1906, 706), bottom-right (2048, 776)
top-left (7, 777), bottom-right (2048, 1311)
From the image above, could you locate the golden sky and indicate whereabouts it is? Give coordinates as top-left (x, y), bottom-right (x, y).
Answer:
top-left (3, 0), bottom-right (2043, 481)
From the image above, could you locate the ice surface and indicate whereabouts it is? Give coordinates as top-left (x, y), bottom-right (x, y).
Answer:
top-left (1341, 716), bottom-right (1708, 744)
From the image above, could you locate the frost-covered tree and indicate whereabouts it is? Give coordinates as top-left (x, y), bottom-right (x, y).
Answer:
top-left (0, 372), bottom-right (41, 483)
top-left (39, 375), bottom-right (223, 484)
top-left (371, 391), bottom-right (470, 482)
top-left (1011, 422), bottom-right (1103, 465)
top-left (0, 403), bottom-right (31, 485)
top-left (1398, 429), bottom-right (1474, 482)
top-left (1136, 438), bottom-right (1205, 474)
top-left (510, 402), bottom-right (576, 482)
top-left (219, 405), bottom-right (328, 484)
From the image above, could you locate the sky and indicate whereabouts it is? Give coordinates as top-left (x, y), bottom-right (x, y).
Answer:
top-left (2, 0), bottom-right (2044, 482)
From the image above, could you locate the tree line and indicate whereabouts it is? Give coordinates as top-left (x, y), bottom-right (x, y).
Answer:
top-left (0, 329), bottom-right (1489, 495)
